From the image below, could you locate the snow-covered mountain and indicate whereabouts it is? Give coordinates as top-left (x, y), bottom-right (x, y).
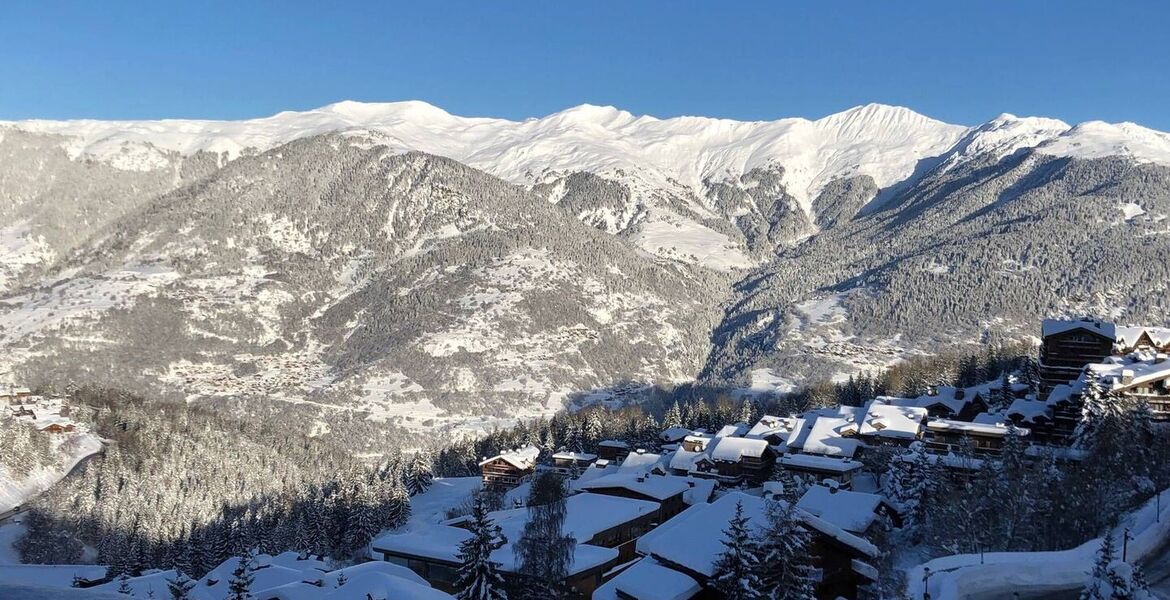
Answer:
top-left (2, 101), bottom-right (1169, 437)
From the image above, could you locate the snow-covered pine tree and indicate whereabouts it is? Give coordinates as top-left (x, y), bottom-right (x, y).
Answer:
top-left (1020, 356), bottom-right (1042, 398)
top-left (664, 401), bottom-right (683, 429)
top-left (513, 471), bottom-right (576, 600)
top-left (1074, 369), bottom-right (1107, 449)
top-left (884, 441), bottom-right (935, 538)
top-left (226, 554), bottom-right (254, 600)
top-left (117, 573), bottom-right (133, 595)
top-left (710, 500), bottom-right (763, 600)
top-left (165, 573), bottom-right (195, 600)
top-left (758, 500), bottom-right (816, 600)
top-left (738, 398), bottom-right (757, 426)
top-left (455, 495), bottom-right (508, 600)
top-left (406, 451), bottom-right (434, 496)
top-left (990, 371), bottom-right (1014, 412)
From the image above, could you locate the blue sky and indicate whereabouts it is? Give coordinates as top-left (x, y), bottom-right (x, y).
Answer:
top-left (2, 1), bottom-right (1168, 129)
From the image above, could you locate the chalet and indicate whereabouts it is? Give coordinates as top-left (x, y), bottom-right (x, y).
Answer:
top-left (714, 422), bottom-right (750, 438)
top-left (596, 439), bottom-right (631, 462)
top-left (857, 398), bottom-right (926, 446)
top-left (39, 422), bottom-right (76, 434)
top-left (923, 418), bottom-right (1029, 457)
top-left (592, 556), bottom-right (701, 600)
top-left (637, 492), bottom-right (880, 600)
top-left (795, 484), bottom-right (899, 535)
top-left (778, 453), bottom-right (865, 489)
top-left (1038, 318), bottom-right (1170, 397)
top-left (790, 408), bottom-right (863, 459)
top-left (478, 444), bottom-right (540, 491)
top-left (1090, 352), bottom-right (1170, 419)
top-left (659, 426), bottom-right (693, 446)
top-left (551, 450), bottom-right (597, 475)
top-left (746, 414), bottom-right (799, 446)
top-left (577, 473), bottom-right (696, 520)
top-left (373, 492), bottom-right (663, 597)
top-left (666, 435), bottom-right (774, 486)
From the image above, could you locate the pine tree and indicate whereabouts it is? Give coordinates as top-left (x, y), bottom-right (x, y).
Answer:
top-left (513, 471), bottom-right (576, 600)
top-left (990, 371), bottom-right (1014, 412)
top-left (1074, 370), bottom-right (1107, 449)
top-left (406, 451), bottom-right (434, 496)
top-left (758, 500), bottom-right (816, 600)
top-left (710, 501), bottom-right (763, 600)
top-left (1020, 356), bottom-right (1042, 397)
top-left (738, 399), bottom-right (756, 426)
top-left (117, 573), bottom-right (133, 595)
top-left (165, 574), bottom-right (195, 600)
top-left (664, 401), bottom-right (683, 429)
top-left (226, 555), bottom-right (254, 600)
top-left (455, 495), bottom-right (508, 600)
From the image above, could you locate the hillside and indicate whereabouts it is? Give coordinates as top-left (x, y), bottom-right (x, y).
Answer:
top-left (2, 102), bottom-right (1170, 436)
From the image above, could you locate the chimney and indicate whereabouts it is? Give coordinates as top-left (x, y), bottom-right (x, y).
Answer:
top-left (1156, 353), bottom-right (1168, 364)
top-left (1122, 369), bottom-right (1135, 385)
top-left (955, 389), bottom-right (966, 400)
top-left (636, 448), bottom-right (646, 455)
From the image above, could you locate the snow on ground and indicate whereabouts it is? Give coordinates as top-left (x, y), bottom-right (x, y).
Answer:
top-left (0, 564), bottom-right (108, 589)
top-left (907, 488), bottom-right (1170, 599)
top-left (0, 397), bottom-right (104, 513)
top-left (383, 477), bottom-right (482, 536)
top-left (627, 212), bottom-right (754, 272)
top-left (0, 223), bottom-right (54, 294)
top-left (0, 265), bottom-right (179, 345)
top-left (739, 368), bottom-right (798, 397)
top-left (0, 583), bottom-right (122, 599)
top-left (1036, 120), bottom-right (1170, 165)
top-left (0, 521), bottom-right (26, 566)
top-left (1121, 202), bottom-right (1148, 221)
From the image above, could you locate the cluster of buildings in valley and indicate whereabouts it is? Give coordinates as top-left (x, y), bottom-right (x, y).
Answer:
top-left (2, 386), bottom-right (79, 434)
top-left (370, 317), bottom-right (1170, 600)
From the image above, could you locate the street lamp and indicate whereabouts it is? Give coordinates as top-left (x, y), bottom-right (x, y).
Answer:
top-left (922, 567), bottom-right (932, 600)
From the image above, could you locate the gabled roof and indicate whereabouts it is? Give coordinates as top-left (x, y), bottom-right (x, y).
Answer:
top-left (779, 453), bottom-right (864, 474)
top-left (637, 492), bottom-right (877, 579)
top-left (592, 557), bottom-right (701, 600)
top-left (746, 414), bottom-right (797, 439)
top-left (714, 423), bottom-right (749, 438)
top-left (802, 415), bottom-right (862, 457)
top-left (478, 444), bottom-right (541, 469)
top-left (578, 473), bottom-right (691, 501)
top-left (708, 436), bottom-right (770, 461)
top-left (926, 418), bottom-right (1029, 437)
top-left (1042, 318), bottom-right (1116, 339)
top-left (660, 426), bottom-right (693, 442)
top-left (858, 399), bottom-right (926, 439)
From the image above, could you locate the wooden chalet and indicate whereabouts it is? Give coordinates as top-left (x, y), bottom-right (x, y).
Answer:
top-left (1039, 319), bottom-right (1118, 396)
top-left (778, 453), bottom-right (864, 489)
top-left (478, 444), bottom-right (540, 491)
top-left (551, 450), bottom-right (597, 475)
top-left (637, 492), bottom-right (880, 600)
top-left (923, 418), bottom-right (1029, 457)
top-left (596, 439), bottom-right (631, 462)
top-left (40, 423), bottom-right (76, 434)
top-left (372, 492), bottom-right (663, 597)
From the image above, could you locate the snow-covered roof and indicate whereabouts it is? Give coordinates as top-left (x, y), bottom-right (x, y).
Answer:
top-left (668, 448), bottom-right (704, 472)
top-left (801, 414), bottom-right (862, 457)
top-left (926, 418), bottom-right (1029, 437)
top-left (374, 492), bottom-right (657, 576)
top-left (708, 436), bottom-right (770, 461)
top-left (0, 565), bottom-right (108, 589)
top-left (617, 450), bottom-right (664, 474)
top-left (714, 423), bottom-right (749, 438)
top-left (659, 426), bottom-right (693, 442)
top-left (795, 485), bottom-right (882, 534)
top-left (578, 473), bottom-right (691, 501)
top-left (637, 492), bottom-right (877, 578)
top-left (746, 414), bottom-right (797, 439)
top-left (591, 557), bottom-right (701, 600)
top-left (552, 451), bottom-right (598, 462)
top-left (258, 562), bottom-right (447, 600)
top-left (478, 444), bottom-right (541, 469)
top-left (1114, 325), bottom-right (1170, 349)
top-left (858, 399), bottom-right (926, 439)
top-left (1042, 317), bottom-right (1116, 339)
top-left (1085, 353), bottom-right (1170, 393)
top-left (1006, 399), bottom-right (1051, 423)
top-left (779, 453), bottom-right (864, 474)
top-left (598, 439), bottom-right (629, 449)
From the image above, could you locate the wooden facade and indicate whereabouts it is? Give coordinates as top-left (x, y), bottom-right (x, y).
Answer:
top-left (479, 457), bottom-right (533, 491)
top-left (1039, 324), bottom-right (1115, 396)
top-left (596, 440), bottom-right (631, 462)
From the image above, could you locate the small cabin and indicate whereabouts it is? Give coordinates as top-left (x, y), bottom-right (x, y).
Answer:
top-left (40, 423), bottom-right (76, 434)
top-left (923, 419), bottom-right (1028, 457)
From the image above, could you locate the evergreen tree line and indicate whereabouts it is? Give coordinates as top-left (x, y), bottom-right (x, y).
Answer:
top-left (885, 391), bottom-right (1170, 556)
top-left (16, 387), bottom-right (430, 578)
top-left (0, 415), bottom-right (57, 478)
